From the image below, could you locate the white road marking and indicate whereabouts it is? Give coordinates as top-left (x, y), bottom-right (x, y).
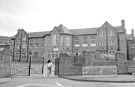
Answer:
top-left (56, 82), bottom-right (63, 87)
top-left (16, 84), bottom-right (58, 87)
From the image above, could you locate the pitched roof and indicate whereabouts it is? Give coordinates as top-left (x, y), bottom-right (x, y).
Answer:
top-left (114, 26), bottom-right (125, 32)
top-left (29, 31), bottom-right (50, 38)
top-left (57, 24), bottom-right (72, 34)
top-left (0, 36), bottom-right (10, 41)
top-left (70, 27), bottom-right (98, 35)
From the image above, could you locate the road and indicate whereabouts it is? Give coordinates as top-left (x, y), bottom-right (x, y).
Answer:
top-left (1, 77), bottom-right (135, 87)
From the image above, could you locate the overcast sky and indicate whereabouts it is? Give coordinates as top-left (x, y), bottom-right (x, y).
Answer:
top-left (0, 0), bottom-right (135, 36)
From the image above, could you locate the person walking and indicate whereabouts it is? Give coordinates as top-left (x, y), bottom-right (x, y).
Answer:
top-left (47, 60), bottom-right (53, 77)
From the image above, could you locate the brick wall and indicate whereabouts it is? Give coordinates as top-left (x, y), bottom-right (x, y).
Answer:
top-left (115, 51), bottom-right (128, 74)
top-left (58, 53), bottom-right (83, 76)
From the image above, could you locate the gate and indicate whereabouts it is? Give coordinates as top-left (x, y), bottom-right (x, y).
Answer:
top-left (11, 57), bottom-right (44, 76)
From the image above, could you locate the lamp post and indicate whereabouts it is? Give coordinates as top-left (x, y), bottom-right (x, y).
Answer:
top-left (28, 50), bottom-right (32, 76)
top-left (42, 56), bottom-right (44, 74)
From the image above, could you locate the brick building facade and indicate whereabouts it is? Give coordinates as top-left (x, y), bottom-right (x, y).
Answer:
top-left (11, 20), bottom-right (134, 62)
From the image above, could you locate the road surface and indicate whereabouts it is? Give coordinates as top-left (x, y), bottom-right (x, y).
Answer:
top-left (1, 77), bottom-right (135, 87)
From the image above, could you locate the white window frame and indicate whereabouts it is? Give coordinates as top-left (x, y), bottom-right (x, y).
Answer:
top-left (82, 36), bottom-right (88, 47)
top-left (74, 36), bottom-right (80, 47)
top-left (90, 35), bottom-right (96, 46)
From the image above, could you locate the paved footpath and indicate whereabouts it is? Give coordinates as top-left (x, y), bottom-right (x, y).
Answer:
top-left (1, 76), bottom-right (135, 87)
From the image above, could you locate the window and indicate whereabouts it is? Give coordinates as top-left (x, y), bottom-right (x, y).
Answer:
top-left (130, 44), bottom-right (135, 48)
top-left (66, 36), bottom-right (70, 46)
top-left (46, 36), bottom-right (51, 46)
top-left (52, 50), bottom-right (59, 59)
top-left (34, 52), bottom-right (39, 57)
top-left (22, 43), bottom-right (26, 48)
top-left (82, 36), bottom-right (88, 47)
top-left (35, 43), bottom-right (39, 47)
top-left (47, 50), bottom-right (51, 58)
top-left (16, 42), bottom-right (20, 49)
top-left (74, 36), bottom-right (79, 47)
top-left (108, 40), bottom-right (115, 46)
top-left (100, 30), bottom-right (105, 37)
top-left (109, 30), bottom-right (115, 36)
top-left (52, 33), bottom-right (58, 46)
top-left (100, 40), bottom-right (106, 46)
top-left (21, 53), bottom-right (26, 58)
top-left (29, 43), bottom-right (33, 47)
top-left (22, 36), bottom-right (26, 41)
top-left (90, 35), bottom-right (96, 46)
top-left (60, 36), bottom-right (63, 46)
top-left (92, 53), bottom-right (96, 59)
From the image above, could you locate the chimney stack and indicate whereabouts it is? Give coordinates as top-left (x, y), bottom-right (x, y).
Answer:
top-left (132, 28), bottom-right (134, 36)
top-left (121, 19), bottom-right (125, 28)
top-left (18, 29), bottom-right (21, 32)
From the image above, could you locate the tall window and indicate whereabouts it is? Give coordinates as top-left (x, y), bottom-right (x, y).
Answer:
top-left (109, 30), bottom-right (115, 36)
top-left (46, 36), bottom-right (51, 46)
top-left (66, 36), bottom-right (70, 46)
top-left (82, 36), bottom-right (88, 47)
top-left (16, 42), bottom-right (20, 49)
top-left (74, 36), bottom-right (79, 47)
top-left (52, 33), bottom-right (58, 46)
top-left (22, 36), bottom-right (26, 41)
top-left (108, 40), bottom-right (115, 46)
top-left (47, 50), bottom-right (51, 58)
top-left (90, 35), bottom-right (96, 46)
top-left (100, 40), bottom-right (106, 46)
top-left (60, 36), bottom-right (63, 46)
top-left (100, 30), bottom-right (105, 37)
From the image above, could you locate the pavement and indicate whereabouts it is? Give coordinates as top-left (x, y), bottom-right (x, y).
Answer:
top-left (0, 77), bottom-right (11, 84)
top-left (60, 75), bottom-right (135, 83)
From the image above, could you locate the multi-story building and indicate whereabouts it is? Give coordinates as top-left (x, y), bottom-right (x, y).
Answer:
top-left (11, 20), bottom-right (130, 62)
top-left (0, 36), bottom-right (10, 50)
top-left (0, 36), bottom-right (10, 59)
